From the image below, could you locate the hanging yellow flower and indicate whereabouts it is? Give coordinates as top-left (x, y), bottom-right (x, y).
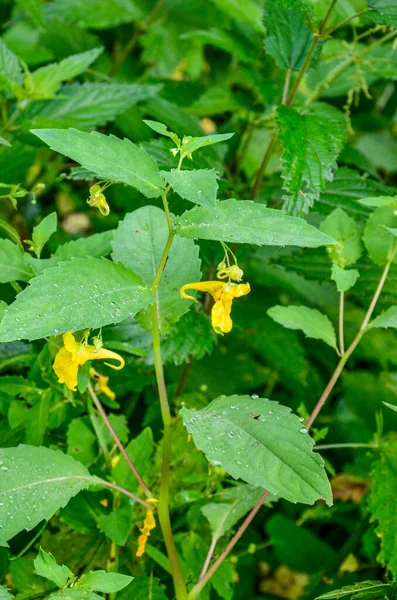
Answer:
top-left (53, 332), bottom-right (124, 392)
top-left (136, 507), bottom-right (156, 557)
top-left (180, 280), bottom-right (250, 334)
top-left (87, 183), bottom-right (110, 216)
top-left (89, 367), bottom-right (116, 401)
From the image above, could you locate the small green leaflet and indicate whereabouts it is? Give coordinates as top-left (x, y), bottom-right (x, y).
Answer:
top-left (331, 264), bottom-right (360, 293)
top-left (174, 199), bottom-right (336, 247)
top-left (315, 580), bottom-right (392, 599)
top-left (267, 305), bottom-right (337, 349)
top-left (97, 503), bottom-right (132, 546)
top-left (320, 208), bottom-right (363, 267)
top-left (368, 306), bottom-right (397, 330)
top-left (358, 195), bottom-right (397, 208)
top-left (29, 212), bottom-right (57, 258)
top-left (143, 120), bottom-right (181, 146)
top-left (264, 0), bottom-right (314, 71)
top-left (31, 129), bottom-right (165, 198)
top-left (76, 571), bottom-right (133, 593)
top-left (0, 239), bottom-right (32, 283)
top-left (363, 206), bottom-right (397, 265)
top-left (181, 394), bottom-right (332, 505)
top-left (181, 133), bottom-right (234, 156)
top-left (0, 257), bottom-right (153, 342)
top-left (34, 548), bottom-right (74, 588)
top-left (160, 169), bottom-right (218, 207)
top-left (0, 445), bottom-right (99, 540)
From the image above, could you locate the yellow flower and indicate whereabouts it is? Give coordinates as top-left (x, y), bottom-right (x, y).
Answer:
top-left (53, 332), bottom-right (124, 392)
top-left (180, 280), bottom-right (250, 334)
top-left (89, 367), bottom-right (116, 401)
top-left (136, 508), bottom-right (156, 557)
top-left (87, 183), bottom-right (110, 216)
top-left (217, 264), bottom-right (244, 282)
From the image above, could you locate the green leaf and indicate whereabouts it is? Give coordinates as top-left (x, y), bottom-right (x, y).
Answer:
top-left (45, 0), bottom-right (142, 29)
top-left (264, 0), bottom-right (314, 71)
top-left (111, 206), bottom-right (201, 333)
top-left (0, 586), bottom-right (13, 600)
top-left (368, 306), bottom-right (397, 330)
top-left (181, 394), bottom-right (332, 505)
top-left (55, 231), bottom-right (113, 261)
top-left (34, 548), bottom-right (74, 588)
top-left (0, 257), bottom-right (153, 342)
top-left (0, 40), bottom-right (23, 91)
top-left (31, 129), bottom-right (165, 199)
top-left (358, 195), bottom-right (397, 208)
top-left (28, 48), bottom-right (103, 99)
top-left (0, 239), bottom-right (32, 283)
top-left (143, 120), bottom-right (180, 146)
top-left (267, 305), bottom-right (337, 349)
top-left (208, 0), bottom-right (266, 33)
top-left (181, 133), bottom-right (234, 156)
top-left (15, 0), bottom-right (44, 26)
top-left (30, 212), bottom-right (57, 258)
top-left (67, 418), bottom-right (97, 467)
top-left (97, 504), bottom-right (132, 546)
top-left (24, 83), bottom-right (160, 130)
top-left (367, 0), bottom-right (397, 26)
top-left (174, 200), bottom-right (336, 247)
top-left (277, 103), bottom-right (346, 215)
top-left (159, 169), bottom-right (218, 207)
top-left (368, 436), bottom-right (397, 575)
top-left (76, 571), bottom-right (133, 593)
top-left (117, 575), bottom-right (168, 600)
top-left (315, 580), bottom-right (391, 599)
top-left (331, 264), bottom-right (360, 292)
top-left (320, 208), bottom-right (363, 267)
top-left (0, 445), bottom-right (99, 540)
top-left (161, 311), bottom-right (216, 366)
top-left (364, 206), bottom-right (397, 265)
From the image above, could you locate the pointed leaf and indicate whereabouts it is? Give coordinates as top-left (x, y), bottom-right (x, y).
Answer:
top-left (267, 305), bottom-right (337, 349)
top-left (160, 169), bottom-right (218, 207)
top-left (331, 264), bottom-right (360, 292)
top-left (76, 571), bottom-right (133, 593)
top-left (368, 306), bottom-right (397, 330)
top-left (181, 133), bottom-right (234, 156)
top-left (34, 548), bottom-right (74, 587)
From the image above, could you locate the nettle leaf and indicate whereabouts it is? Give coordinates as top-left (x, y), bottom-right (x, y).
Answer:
top-left (0, 40), bottom-right (23, 91)
top-left (174, 200), bottom-right (336, 247)
top-left (0, 445), bottom-right (99, 540)
top-left (277, 103), bottom-right (346, 215)
top-left (0, 257), bottom-right (152, 342)
top-left (320, 208), bottom-right (363, 267)
top-left (181, 395), bottom-right (332, 505)
top-left (159, 169), bottom-right (218, 207)
top-left (0, 239), bottom-right (32, 283)
top-left (366, 0), bottom-right (397, 26)
top-left (111, 206), bottom-right (201, 333)
top-left (31, 129), bottom-right (165, 199)
top-left (264, 0), bottom-right (314, 71)
top-left (368, 436), bottom-right (397, 576)
top-left (76, 571), bottom-right (133, 593)
top-left (267, 305), bottom-right (337, 349)
top-left (331, 264), bottom-right (360, 292)
top-left (24, 83), bottom-right (160, 130)
top-left (364, 206), bottom-right (397, 265)
top-left (161, 311), bottom-right (216, 366)
top-left (34, 548), bottom-right (74, 588)
top-left (315, 580), bottom-right (392, 600)
top-left (28, 48), bottom-right (103, 99)
top-left (368, 306), bottom-right (397, 330)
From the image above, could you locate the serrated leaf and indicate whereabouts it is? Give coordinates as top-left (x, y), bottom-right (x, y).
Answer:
top-left (174, 199), bottom-right (336, 247)
top-left (0, 257), bottom-right (152, 342)
top-left (267, 305), bottom-right (337, 348)
top-left (31, 212), bottom-right (57, 258)
top-left (28, 48), bottom-right (103, 99)
top-left (315, 580), bottom-right (391, 599)
top-left (264, 0), bottom-right (314, 70)
top-left (31, 129), bottom-right (165, 198)
top-left (277, 103), bottom-right (346, 215)
top-left (367, 0), bottom-right (397, 26)
top-left (181, 395), bottom-right (332, 505)
top-left (34, 548), bottom-right (74, 587)
top-left (0, 40), bottom-right (23, 91)
top-left (363, 206), bottom-right (397, 265)
top-left (0, 239), bottom-right (32, 283)
top-left (181, 133), bottom-right (234, 156)
top-left (160, 169), bottom-right (218, 207)
top-left (161, 311), bottom-right (216, 366)
top-left (24, 83), bottom-right (160, 130)
top-left (320, 208), bottom-right (363, 267)
top-left (76, 571), bottom-right (133, 593)
top-left (0, 445), bottom-right (100, 540)
top-left (368, 306), bottom-right (397, 330)
top-left (111, 206), bottom-right (201, 333)
top-left (331, 264), bottom-right (360, 292)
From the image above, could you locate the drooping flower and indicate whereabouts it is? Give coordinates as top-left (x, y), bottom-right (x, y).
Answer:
top-left (136, 507), bottom-right (156, 557)
top-left (89, 367), bottom-right (116, 401)
top-left (87, 183), bottom-right (110, 216)
top-left (53, 332), bottom-right (124, 392)
top-left (180, 280), bottom-right (250, 334)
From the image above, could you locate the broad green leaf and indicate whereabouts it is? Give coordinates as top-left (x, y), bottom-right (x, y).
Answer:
top-left (174, 199), bottom-right (336, 247)
top-left (30, 212), bottom-right (57, 258)
top-left (27, 48), bottom-right (103, 99)
top-left (97, 504), bottom-right (132, 546)
top-left (31, 129), bottom-right (165, 199)
top-left (267, 305), bottom-right (337, 349)
top-left (277, 103), bottom-right (346, 215)
top-left (315, 581), bottom-right (391, 599)
top-left (160, 169), bottom-right (218, 207)
top-left (0, 40), bottom-right (23, 91)
top-left (111, 206), bottom-right (201, 333)
top-left (24, 83), bottom-right (160, 130)
top-left (143, 120), bottom-right (180, 146)
top-left (181, 395), bottom-right (332, 505)
top-left (364, 206), bottom-right (397, 265)
top-left (0, 445), bottom-right (99, 540)
top-left (45, 0), bottom-right (142, 29)
top-left (320, 208), bottom-right (363, 267)
top-left (331, 264), bottom-right (360, 292)
top-left (368, 306), bottom-right (397, 330)
top-left (264, 0), bottom-right (314, 70)
top-left (0, 239), bottom-right (32, 283)
top-left (34, 548), bottom-right (74, 587)
top-left (366, 0), bottom-right (397, 26)
top-left (181, 133), bottom-right (234, 156)
top-left (368, 436), bottom-right (397, 575)
top-left (76, 571), bottom-right (133, 593)
top-left (0, 257), bottom-right (153, 342)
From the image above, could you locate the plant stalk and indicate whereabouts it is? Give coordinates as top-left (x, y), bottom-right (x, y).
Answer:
top-left (339, 291), bottom-right (345, 355)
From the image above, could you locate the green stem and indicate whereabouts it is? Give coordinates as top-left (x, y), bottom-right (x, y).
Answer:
top-left (88, 393), bottom-right (112, 468)
top-left (98, 479), bottom-right (152, 509)
top-left (327, 8), bottom-right (368, 34)
top-left (339, 291), bottom-right (345, 355)
top-left (314, 442), bottom-right (377, 450)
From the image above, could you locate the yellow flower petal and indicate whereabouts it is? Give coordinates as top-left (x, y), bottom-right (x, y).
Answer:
top-left (53, 346), bottom-right (80, 391)
top-left (136, 508), bottom-right (156, 557)
top-left (90, 367), bottom-right (116, 401)
top-left (180, 280), bottom-right (224, 302)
